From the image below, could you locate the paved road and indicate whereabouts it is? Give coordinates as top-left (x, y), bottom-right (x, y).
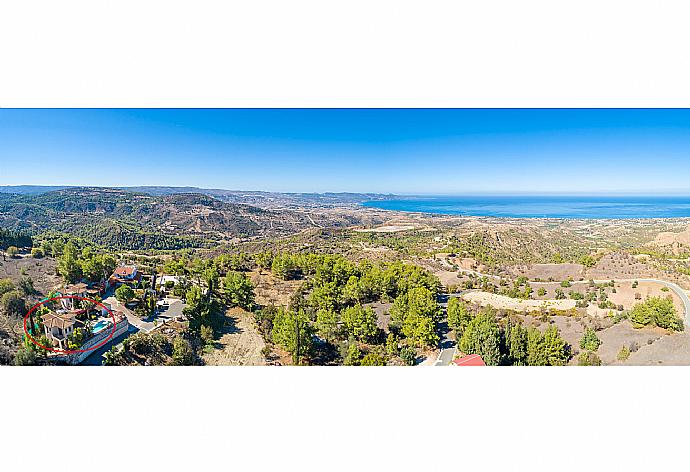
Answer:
top-left (433, 293), bottom-right (464, 366)
top-left (430, 272), bottom-right (690, 366)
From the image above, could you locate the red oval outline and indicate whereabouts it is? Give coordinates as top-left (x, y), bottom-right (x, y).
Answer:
top-left (23, 295), bottom-right (117, 355)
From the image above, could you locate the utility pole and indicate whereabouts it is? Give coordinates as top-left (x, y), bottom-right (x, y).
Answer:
top-left (294, 314), bottom-right (300, 366)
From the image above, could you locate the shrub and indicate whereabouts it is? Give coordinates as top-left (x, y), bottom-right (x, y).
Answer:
top-left (360, 352), bottom-right (387, 366)
top-left (6, 246), bottom-right (19, 258)
top-left (31, 247), bottom-right (44, 258)
top-left (579, 327), bottom-right (602, 352)
top-left (344, 343), bottom-right (362, 366)
top-left (399, 346), bottom-right (416, 366)
top-left (200, 325), bottom-right (215, 346)
top-left (617, 346), bottom-right (630, 361)
top-left (578, 351), bottom-right (602, 366)
top-left (171, 337), bottom-right (195, 365)
top-left (630, 297), bottom-right (684, 331)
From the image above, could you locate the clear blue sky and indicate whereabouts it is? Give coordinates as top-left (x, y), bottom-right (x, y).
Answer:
top-left (1, 109), bottom-right (690, 194)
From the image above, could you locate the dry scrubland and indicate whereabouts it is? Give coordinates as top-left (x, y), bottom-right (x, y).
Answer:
top-left (6, 193), bottom-right (690, 366)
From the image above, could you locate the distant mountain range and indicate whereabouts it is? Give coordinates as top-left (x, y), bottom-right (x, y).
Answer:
top-left (0, 185), bottom-right (394, 208)
top-left (0, 187), bottom-right (387, 250)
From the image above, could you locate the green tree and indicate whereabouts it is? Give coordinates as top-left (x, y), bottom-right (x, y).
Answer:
top-left (341, 276), bottom-right (364, 305)
top-left (344, 342), bottom-right (362, 366)
top-left (385, 333), bottom-right (399, 356)
top-left (115, 284), bottom-right (135, 303)
top-left (579, 254), bottom-right (596, 268)
top-left (447, 297), bottom-right (473, 336)
top-left (272, 308), bottom-right (313, 364)
top-left (14, 346), bottom-right (37, 365)
top-left (579, 327), bottom-right (601, 352)
top-left (271, 254), bottom-right (296, 280)
top-left (505, 319), bottom-right (528, 365)
top-left (390, 286), bottom-right (440, 325)
top-left (402, 315), bottom-right (439, 348)
top-left (0, 279), bottom-right (14, 297)
top-left (200, 325), bottom-right (215, 346)
top-left (360, 352), bottom-right (387, 366)
top-left (527, 327), bottom-right (547, 366)
top-left (577, 351), bottom-right (601, 366)
top-left (543, 325), bottom-right (569, 366)
top-left (399, 346), bottom-right (416, 366)
top-left (1, 291), bottom-right (26, 318)
top-left (254, 251), bottom-right (273, 271)
top-left (630, 296), bottom-right (684, 331)
top-left (171, 337), bottom-right (195, 365)
top-left (57, 242), bottom-right (82, 283)
top-left (17, 276), bottom-right (36, 296)
top-left (458, 311), bottom-right (502, 366)
top-left (6, 246), bottom-right (18, 258)
top-left (222, 271), bottom-right (255, 310)
top-left (342, 304), bottom-right (379, 343)
top-left (315, 308), bottom-right (341, 343)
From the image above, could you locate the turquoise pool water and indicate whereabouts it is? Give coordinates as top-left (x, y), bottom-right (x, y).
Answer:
top-left (92, 320), bottom-right (110, 334)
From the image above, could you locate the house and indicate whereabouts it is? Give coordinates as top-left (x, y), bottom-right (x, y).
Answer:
top-left (60, 283), bottom-right (88, 310)
top-left (107, 265), bottom-right (142, 289)
top-left (156, 275), bottom-right (180, 295)
top-left (451, 354), bottom-right (486, 366)
top-left (41, 311), bottom-right (80, 350)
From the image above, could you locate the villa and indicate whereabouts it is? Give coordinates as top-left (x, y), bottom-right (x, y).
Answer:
top-left (107, 265), bottom-right (142, 289)
top-left (41, 310), bottom-right (81, 350)
top-left (60, 282), bottom-right (88, 310)
top-left (41, 306), bottom-right (130, 363)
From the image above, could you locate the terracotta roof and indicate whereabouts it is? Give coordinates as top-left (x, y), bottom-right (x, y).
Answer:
top-left (42, 311), bottom-right (79, 330)
top-left (113, 266), bottom-right (137, 277)
top-left (452, 354), bottom-right (486, 366)
top-left (63, 283), bottom-right (88, 293)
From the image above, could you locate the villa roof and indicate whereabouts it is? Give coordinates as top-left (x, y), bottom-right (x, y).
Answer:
top-left (63, 282), bottom-right (88, 294)
top-left (109, 266), bottom-right (142, 285)
top-left (113, 266), bottom-right (137, 277)
top-left (451, 354), bottom-right (486, 366)
top-left (41, 311), bottom-right (79, 330)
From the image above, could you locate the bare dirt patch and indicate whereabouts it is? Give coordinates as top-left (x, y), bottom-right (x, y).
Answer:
top-left (364, 301), bottom-right (393, 330)
top-left (587, 252), bottom-right (654, 280)
top-left (354, 225), bottom-right (416, 233)
top-left (251, 270), bottom-right (302, 307)
top-left (462, 291), bottom-right (576, 312)
top-left (596, 320), bottom-right (665, 365)
top-left (202, 307), bottom-right (267, 366)
top-left (509, 263), bottom-right (584, 281)
top-left (621, 331), bottom-right (690, 365)
top-left (0, 256), bottom-right (60, 296)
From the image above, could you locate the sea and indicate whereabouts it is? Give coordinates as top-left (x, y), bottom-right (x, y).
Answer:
top-left (361, 196), bottom-right (690, 219)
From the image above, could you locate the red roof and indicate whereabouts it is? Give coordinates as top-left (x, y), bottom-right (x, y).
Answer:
top-left (452, 354), bottom-right (486, 366)
top-left (113, 266), bottom-right (136, 277)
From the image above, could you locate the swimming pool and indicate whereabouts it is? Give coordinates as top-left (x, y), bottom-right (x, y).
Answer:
top-left (92, 320), bottom-right (111, 334)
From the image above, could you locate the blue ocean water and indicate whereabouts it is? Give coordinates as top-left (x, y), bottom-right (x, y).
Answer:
top-left (361, 196), bottom-right (690, 219)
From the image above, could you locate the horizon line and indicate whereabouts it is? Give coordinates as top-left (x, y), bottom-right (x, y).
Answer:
top-left (1, 184), bottom-right (690, 198)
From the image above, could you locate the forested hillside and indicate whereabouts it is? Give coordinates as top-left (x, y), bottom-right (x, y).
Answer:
top-left (0, 188), bottom-right (339, 250)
